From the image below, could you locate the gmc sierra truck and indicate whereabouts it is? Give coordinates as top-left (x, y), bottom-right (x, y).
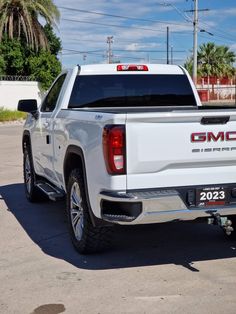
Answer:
top-left (18, 63), bottom-right (236, 254)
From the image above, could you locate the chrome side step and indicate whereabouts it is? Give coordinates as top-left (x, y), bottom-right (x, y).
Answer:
top-left (36, 182), bottom-right (65, 201)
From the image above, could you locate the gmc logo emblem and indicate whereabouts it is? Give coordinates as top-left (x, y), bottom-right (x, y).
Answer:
top-left (191, 132), bottom-right (236, 142)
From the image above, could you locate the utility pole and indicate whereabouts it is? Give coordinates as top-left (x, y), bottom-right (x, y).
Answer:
top-left (193, 0), bottom-right (198, 85)
top-left (167, 26), bottom-right (170, 64)
top-left (185, 1), bottom-right (209, 85)
top-left (107, 36), bottom-right (113, 64)
top-left (171, 46), bottom-right (173, 64)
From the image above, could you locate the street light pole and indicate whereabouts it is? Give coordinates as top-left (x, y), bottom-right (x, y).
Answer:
top-left (193, 0), bottom-right (198, 85)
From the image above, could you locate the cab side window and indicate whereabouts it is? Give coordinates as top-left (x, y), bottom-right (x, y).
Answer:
top-left (41, 74), bottom-right (66, 112)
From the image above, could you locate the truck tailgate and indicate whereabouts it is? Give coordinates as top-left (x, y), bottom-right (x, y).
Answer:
top-left (126, 110), bottom-right (236, 189)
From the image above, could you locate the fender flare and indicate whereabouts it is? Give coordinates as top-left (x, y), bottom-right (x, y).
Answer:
top-left (64, 145), bottom-right (111, 227)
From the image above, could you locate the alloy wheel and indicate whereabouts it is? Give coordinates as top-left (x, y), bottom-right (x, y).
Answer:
top-left (70, 182), bottom-right (84, 241)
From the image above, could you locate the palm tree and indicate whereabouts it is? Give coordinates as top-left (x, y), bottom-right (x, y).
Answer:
top-left (197, 42), bottom-right (235, 78)
top-left (184, 43), bottom-right (236, 79)
top-left (216, 45), bottom-right (235, 77)
top-left (196, 43), bottom-right (236, 99)
top-left (184, 57), bottom-right (193, 76)
top-left (0, 0), bottom-right (60, 51)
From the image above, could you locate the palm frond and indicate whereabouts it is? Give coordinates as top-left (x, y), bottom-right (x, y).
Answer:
top-left (0, 0), bottom-right (60, 50)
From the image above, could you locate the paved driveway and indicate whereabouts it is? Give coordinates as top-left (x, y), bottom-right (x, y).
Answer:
top-left (1, 124), bottom-right (236, 314)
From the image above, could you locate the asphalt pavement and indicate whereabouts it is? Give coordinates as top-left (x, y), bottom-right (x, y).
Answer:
top-left (1, 124), bottom-right (236, 314)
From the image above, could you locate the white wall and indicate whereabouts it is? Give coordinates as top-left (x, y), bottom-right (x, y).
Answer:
top-left (0, 81), bottom-right (42, 110)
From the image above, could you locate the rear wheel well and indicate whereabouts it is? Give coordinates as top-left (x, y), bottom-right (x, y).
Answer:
top-left (64, 152), bottom-right (83, 188)
top-left (63, 148), bottom-right (112, 227)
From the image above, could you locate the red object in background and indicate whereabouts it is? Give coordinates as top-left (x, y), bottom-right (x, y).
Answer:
top-left (198, 76), bottom-right (235, 85)
top-left (198, 90), bottom-right (209, 102)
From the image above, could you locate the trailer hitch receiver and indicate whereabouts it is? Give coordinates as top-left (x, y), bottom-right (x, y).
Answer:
top-left (208, 213), bottom-right (234, 236)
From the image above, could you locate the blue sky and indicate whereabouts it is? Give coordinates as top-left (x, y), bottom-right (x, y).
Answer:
top-left (53, 0), bottom-right (236, 68)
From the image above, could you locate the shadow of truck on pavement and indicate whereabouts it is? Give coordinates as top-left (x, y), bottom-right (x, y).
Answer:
top-left (1, 183), bottom-right (236, 272)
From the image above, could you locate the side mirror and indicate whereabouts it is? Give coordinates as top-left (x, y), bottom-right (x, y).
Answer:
top-left (18, 99), bottom-right (38, 113)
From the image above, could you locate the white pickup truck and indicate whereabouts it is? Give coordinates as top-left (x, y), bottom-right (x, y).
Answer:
top-left (18, 63), bottom-right (236, 254)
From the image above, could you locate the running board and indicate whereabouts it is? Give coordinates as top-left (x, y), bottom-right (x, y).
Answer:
top-left (36, 182), bottom-right (65, 201)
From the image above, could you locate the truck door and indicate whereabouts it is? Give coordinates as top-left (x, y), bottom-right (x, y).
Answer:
top-left (31, 74), bottom-right (67, 185)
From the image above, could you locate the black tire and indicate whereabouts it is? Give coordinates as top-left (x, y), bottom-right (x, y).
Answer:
top-left (67, 168), bottom-right (112, 254)
top-left (23, 145), bottom-right (44, 202)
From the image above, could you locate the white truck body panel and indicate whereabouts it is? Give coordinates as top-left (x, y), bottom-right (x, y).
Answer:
top-left (53, 110), bottom-right (127, 218)
top-left (21, 63), bottom-right (236, 225)
top-left (80, 63), bottom-right (184, 75)
top-left (126, 110), bottom-right (236, 189)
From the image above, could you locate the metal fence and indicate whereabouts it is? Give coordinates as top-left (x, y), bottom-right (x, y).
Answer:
top-left (0, 75), bottom-right (36, 81)
top-left (197, 76), bottom-right (236, 105)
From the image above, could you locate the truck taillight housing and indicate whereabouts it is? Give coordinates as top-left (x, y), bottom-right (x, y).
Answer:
top-left (103, 125), bottom-right (126, 175)
top-left (117, 64), bottom-right (148, 71)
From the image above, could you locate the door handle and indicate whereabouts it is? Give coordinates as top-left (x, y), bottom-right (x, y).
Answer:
top-left (201, 116), bottom-right (230, 125)
top-left (46, 135), bottom-right (51, 144)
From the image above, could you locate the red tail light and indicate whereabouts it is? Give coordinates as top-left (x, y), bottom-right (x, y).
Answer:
top-left (103, 125), bottom-right (126, 175)
top-left (117, 64), bottom-right (148, 71)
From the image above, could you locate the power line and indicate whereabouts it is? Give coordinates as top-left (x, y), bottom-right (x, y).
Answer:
top-left (183, 6), bottom-right (236, 42)
top-left (59, 6), bottom-right (236, 41)
top-left (112, 49), bottom-right (186, 53)
top-left (198, 34), bottom-right (236, 45)
top-left (62, 50), bottom-right (152, 62)
top-left (61, 37), bottom-right (157, 45)
top-left (62, 48), bottom-right (186, 54)
top-left (157, 2), bottom-right (192, 23)
top-left (59, 3), bottom-right (236, 66)
top-left (59, 5), bottom-right (190, 27)
top-left (198, 22), bottom-right (236, 42)
top-left (61, 18), bottom-right (166, 33)
top-left (62, 48), bottom-right (105, 55)
top-left (61, 18), bottom-right (194, 34)
top-left (114, 55), bottom-right (149, 60)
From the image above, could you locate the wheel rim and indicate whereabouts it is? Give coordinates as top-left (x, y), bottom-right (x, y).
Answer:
top-left (70, 182), bottom-right (84, 241)
top-left (25, 153), bottom-right (32, 194)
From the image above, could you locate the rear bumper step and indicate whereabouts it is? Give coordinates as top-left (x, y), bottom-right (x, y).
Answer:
top-left (99, 188), bottom-right (236, 225)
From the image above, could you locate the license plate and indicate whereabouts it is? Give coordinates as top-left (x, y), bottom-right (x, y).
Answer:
top-left (196, 187), bottom-right (228, 207)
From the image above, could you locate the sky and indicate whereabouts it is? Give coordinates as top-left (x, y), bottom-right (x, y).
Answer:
top-left (53, 0), bottom-right (236, 68)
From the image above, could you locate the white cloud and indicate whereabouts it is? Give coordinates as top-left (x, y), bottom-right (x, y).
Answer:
top-left (54, 0), bottom-right (236, 67)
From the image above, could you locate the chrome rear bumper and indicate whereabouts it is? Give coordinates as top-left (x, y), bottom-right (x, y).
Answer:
top-left (99, 189), bottom-right (236, 225)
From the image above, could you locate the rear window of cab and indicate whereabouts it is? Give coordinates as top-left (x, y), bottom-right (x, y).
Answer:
top-left (69, 74), bottom-right (197, 108)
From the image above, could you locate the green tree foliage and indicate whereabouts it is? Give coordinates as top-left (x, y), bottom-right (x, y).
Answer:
top-left (0, 55), bottom-right (6, 75)
top-left (28, 51), bottom-right (61, 90)
top-left (0, 0), bottom-right (60, 51)
top-left (0, 37), bottom-right (25, 75)
top-left (0, 1), bottom-right (62, 90)
top-left (198, 43), bottom-right (235, 77)
top-left (0, 25), bottom-right (62, 89)
top-left (184, 42), bottom-right (236, 78)
top-left (44, 23), bottom-right (62, 55)
top-left (184, 57), bottom-right (193, 76)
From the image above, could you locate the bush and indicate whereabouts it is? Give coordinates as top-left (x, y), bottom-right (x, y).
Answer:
top-left (0, 107), bottom-right (27, 122)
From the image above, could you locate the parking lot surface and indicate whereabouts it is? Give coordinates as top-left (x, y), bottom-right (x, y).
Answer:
top-left (1, 124), bottom-right (236, 314)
